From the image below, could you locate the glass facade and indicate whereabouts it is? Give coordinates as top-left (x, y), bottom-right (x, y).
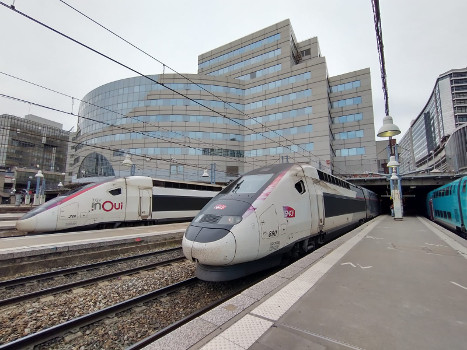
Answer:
top-left (0, 114), bottom-right (69, 172)
top-left (399, 67), bottom-right (467, 172)
top-left (71, 20), bottom-right (376, 182)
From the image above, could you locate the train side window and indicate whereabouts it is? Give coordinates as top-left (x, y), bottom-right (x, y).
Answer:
top-left (463, 182), bottom-right (467, 193)
top-left (109, 188), bottom-right (122, 196)
top-left (447, 212), bottom-right (452, 220)
top-left (295, 180), bottom-right (306, 194)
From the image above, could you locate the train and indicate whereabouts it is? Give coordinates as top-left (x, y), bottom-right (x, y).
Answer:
top-left (182, 163), bottom-right (380, 281)
top-left (16, 176), bottom-right (222, 233)
top-left (426, 176), bottom-right (467, 235)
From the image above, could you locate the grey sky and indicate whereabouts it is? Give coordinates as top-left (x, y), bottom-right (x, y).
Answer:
top-left (1, 0), bottom-right (466, 140)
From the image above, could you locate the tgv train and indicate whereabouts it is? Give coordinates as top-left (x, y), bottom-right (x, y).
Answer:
top-left (182, 163), bottom-right (379, 281)
top-left (16, 176), bottom-right (222, 233)
top-left (426, 176), bottom-right (467, 234)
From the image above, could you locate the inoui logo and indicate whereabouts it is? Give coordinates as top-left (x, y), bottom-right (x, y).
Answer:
top-left (92, 201), bottom-right (123, 212)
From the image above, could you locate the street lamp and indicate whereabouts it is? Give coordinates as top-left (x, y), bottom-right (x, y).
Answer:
top-left (33, 170), bottom-right (44, 206)
top-left (377, 116), bottom-right (402, 220)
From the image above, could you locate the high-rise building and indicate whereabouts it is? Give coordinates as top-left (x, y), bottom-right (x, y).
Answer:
top-left (399, 67), bottom-right (467, 173)
top-left (0, 114), bottom-right (70, 193)
top-left (0, 114), bottom-right (69, 172)
top-left (71, 19), bottom-right (377, 183)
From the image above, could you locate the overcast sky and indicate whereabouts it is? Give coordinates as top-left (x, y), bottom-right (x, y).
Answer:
top-left (1, 0), bottom-right (466, 140)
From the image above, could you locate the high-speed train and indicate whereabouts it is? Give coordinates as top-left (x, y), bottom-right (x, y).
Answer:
top-left (16, 176), bottom-right (222, 233)
top-left (182, 163), bottom-right (379, 281)
top-left (426, 176), bottom-right (467, 235)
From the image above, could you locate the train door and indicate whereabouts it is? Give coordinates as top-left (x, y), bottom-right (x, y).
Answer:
top-left (139, 189), bottom-right (152, 219)
top-left (302, 167), bottom-right (324, 232)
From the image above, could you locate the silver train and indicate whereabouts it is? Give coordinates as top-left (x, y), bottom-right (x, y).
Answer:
top-left (182, 163), bottom-right (379, 281)
top-left (16, 176), bottom-right (222, 233)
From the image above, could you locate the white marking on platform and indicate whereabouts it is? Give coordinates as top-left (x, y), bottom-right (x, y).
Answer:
top-left (357, 264), bottom-right (372, 269)
top-left (418, 217), bottom-right (467, 260)
top-left (450, 281), bottom-right (467, 290)
top-left (280, 324), bottom-right (367, 350)
top-left (341, 262), bottom-right (372, 269)
top-left (425, 242), bottom-right (447, 247)
top-left (366, 236), bottom-right (384, 240)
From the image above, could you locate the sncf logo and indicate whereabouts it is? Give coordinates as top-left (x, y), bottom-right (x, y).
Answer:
top-left (214, 204), bottom-right (226, 210)
top-left (283, 206), bottom-right (295, 218)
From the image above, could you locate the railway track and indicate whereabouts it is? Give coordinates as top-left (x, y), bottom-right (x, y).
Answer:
top-left (0, 247), bottom-right (184, 307)
top-left (0, 274), bottom-right (262, 350)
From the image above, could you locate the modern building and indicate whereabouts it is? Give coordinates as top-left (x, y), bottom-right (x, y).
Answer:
top-left (0, 114), bottom-right (69, 194)
top-left (444, 123), bottom-right (467, 173)
top-left (399, 67), bottom-right (467, 174)
top-left (70, 19), bottom-right (377, 183)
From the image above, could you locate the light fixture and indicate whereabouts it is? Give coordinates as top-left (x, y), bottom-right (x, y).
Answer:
top-left (122, 154), bottom-right (133, 167)
top-left (377, 115), bottom-right (401, 137)
top-left (35, 170), bottom-right (44, 178)
top-left (201, 169), bottom-right (209, 177)
top-left (390, 171), bottom-right (399, 181)
top-left (387, 155), bottom-right (400, 168)
top-left (58, 182), bottom-right (63, 188)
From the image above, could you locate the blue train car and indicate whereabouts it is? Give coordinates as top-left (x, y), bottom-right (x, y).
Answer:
top-left (426, 176), bottom-right (467, 234)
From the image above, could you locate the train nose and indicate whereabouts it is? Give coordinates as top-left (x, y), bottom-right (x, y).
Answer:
top-left (182, 226), bottom-right (236, 265)
top-left (16, 216), bottom-right (37, 233)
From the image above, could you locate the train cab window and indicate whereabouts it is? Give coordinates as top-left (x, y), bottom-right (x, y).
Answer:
top-left (295, 180), bottom-right (306, 194)
top-left (228, 174), bottom-right (273, 194)
top-left (109, 188), bottom-right (122, 196)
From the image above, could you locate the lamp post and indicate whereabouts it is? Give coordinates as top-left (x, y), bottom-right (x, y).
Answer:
top-left (25, 176), bottom-right (32, 205)
top-left (377, 115), bottom-right (402, 220)
top-left (33, 170), bottom-right (44, 206)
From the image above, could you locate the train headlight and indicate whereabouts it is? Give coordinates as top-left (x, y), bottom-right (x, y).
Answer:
top-left (218, 216), bottom-right (242, 225)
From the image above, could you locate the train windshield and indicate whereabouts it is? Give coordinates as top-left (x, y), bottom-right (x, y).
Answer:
top-left (225, 174), bottom-right (273, 194)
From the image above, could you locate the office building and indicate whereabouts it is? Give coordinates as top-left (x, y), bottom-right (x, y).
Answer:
top-left (399, 67), bottom-right (467, 173)
top-left (0, 114), bottom-right (69, 193)
top-left (71, 19), bottom-right (377, 183)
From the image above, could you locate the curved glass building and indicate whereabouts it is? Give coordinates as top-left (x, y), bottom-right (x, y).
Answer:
top-left (70, 20), bottom-right (377, 183)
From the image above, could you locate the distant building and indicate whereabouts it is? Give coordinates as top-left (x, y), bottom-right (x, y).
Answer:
top-left (399, 67), bottom-right (467, 173)
top-left (0, 114), bottom-right (69, 193)
top-left (71, 19), bottom-right (377, 183)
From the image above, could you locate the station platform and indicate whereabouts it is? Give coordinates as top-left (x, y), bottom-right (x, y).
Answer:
top-left (144, 216), bottom-right (467, 350)
top-left (0, 223), bottom-right (188, 260)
